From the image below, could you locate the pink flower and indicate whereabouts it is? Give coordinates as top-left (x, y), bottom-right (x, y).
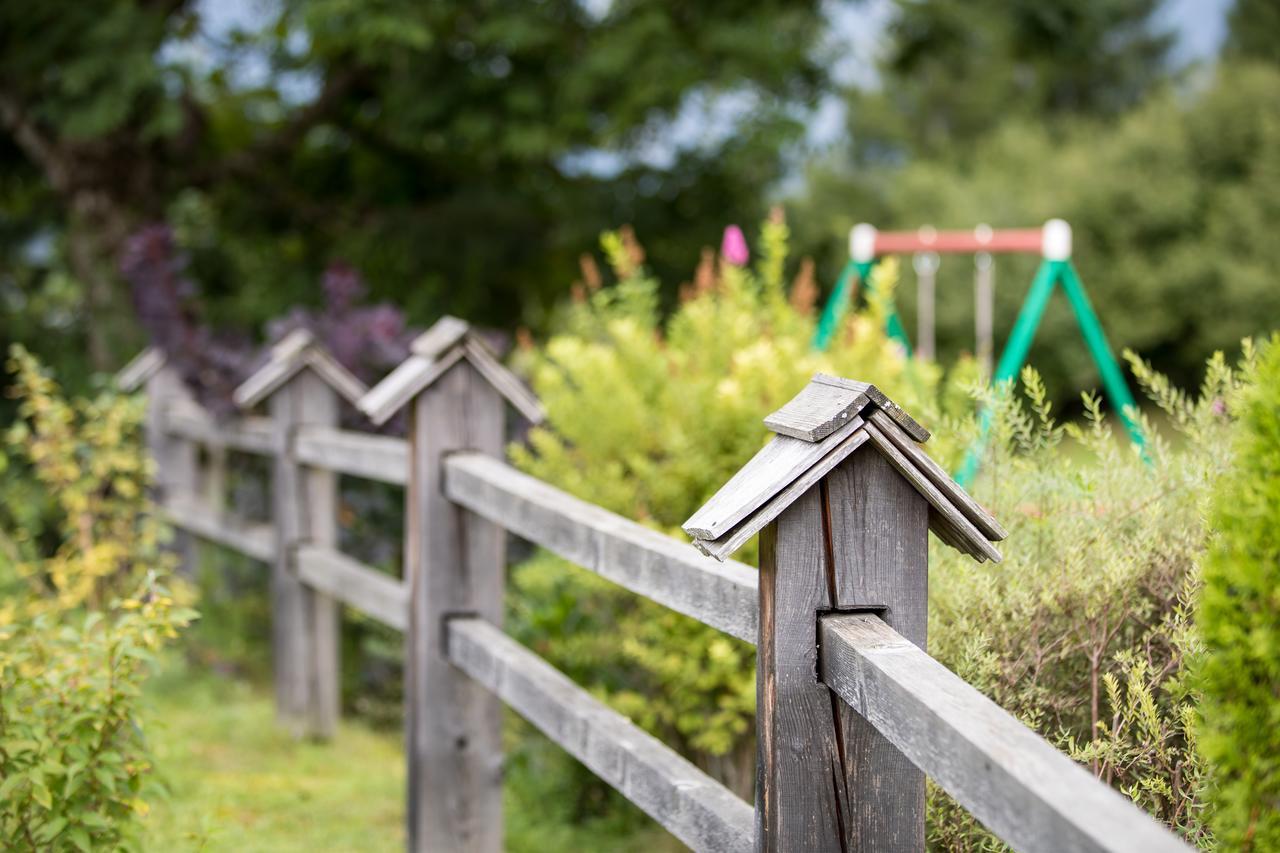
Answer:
top-left (721, 225), bottom-right (749, 266)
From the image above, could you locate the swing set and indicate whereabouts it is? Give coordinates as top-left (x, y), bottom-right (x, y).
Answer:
top-left (814, 219), bottom-right (1146, 484)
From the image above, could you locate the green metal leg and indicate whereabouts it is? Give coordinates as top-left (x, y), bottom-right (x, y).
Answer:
top-left (1058, 261), bottom-right (1146, 450)
top-left (813, 260), bottom-right (912, 353)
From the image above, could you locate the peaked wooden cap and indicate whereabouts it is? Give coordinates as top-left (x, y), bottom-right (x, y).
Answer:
top-left (683, 374), bottom-right (1006, 562)
top-left (116, 346), bottom-right (168, 392)
top-left (356, 316), bottom-right (544, 427)
top-left (233, 329), bottom-right (368, 409)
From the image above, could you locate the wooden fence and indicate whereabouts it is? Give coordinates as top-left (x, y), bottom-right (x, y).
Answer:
top-left (119, 322), bottom-right (1190, 853)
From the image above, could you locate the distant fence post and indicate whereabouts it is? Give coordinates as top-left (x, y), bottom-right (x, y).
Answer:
top-left (233, 330), bottom-right (367, 739)
top-left (118, 347), bottom-right (199, 576)
top-left (356, 317), bottom-right (543, 853)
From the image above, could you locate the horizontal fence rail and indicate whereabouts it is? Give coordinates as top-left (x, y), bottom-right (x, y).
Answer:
top-left (443, 451), bottom-right (759, 644)
top-left (163, 401), bottom-right (274, 455)
top-left (293, 425), bottom-right (409, 486)
top-left (446, 617), bottom-right (755, 852)
top-left (134, 343), bottom-right (1193, 853)
top-left (295, 545), bottom-right (408, 631)
top-left (818, 613), bottom-right (1188, 853)
top-left (163, 496), bottom-right (275, 562)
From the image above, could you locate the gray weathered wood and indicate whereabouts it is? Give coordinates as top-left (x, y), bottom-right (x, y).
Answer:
top-left (819, 613), bottom-right (1191, 853)
top-left (161, 496), bottom-right (275, 562)
top-left (444, 452), bottom-right (758, 643)
top-left (359, 345), bottom-right (466, 426)
top-left (684, 413), bottom-right (866, 541)
top-left (755, 445), bottom-right (929, 852)
top-left (233, 328), bottom-right (367, 409)
top-left (117, 346), bottom-right (166, 392)
top-left (861, 420), bottom-right (1002, 563)
top-left (266, 369), bottom-right (342, 739)
top-left (463, 337), bottom-right (545, 425)
top-left (296, 545), bottom-right (408, 631)
top-left (813, 374), bottom-right (930, 442)
top-left (163, 399), bottom-right (274, 455)
top-left (405, 359), bottom-right (505, 853)
top-left (695, 426), bottom-right (868, 561)
top-left (410, 314), bottom-right (471, 360)
top-left (145, 364), bottom-right (200, 576)
top-left (867, 409), bottom-right (1007, 541)
top-left (293, 425), bottom-right (409, 485)
top-left (300, 373), bottom-right (342, 740)
top-left (447, 617), bottom-right (754, 853)
top-left (763, 380), bottom-right (871, 442)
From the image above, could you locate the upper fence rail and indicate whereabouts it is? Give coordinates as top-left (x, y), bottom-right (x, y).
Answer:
top-left (132, 336), bottom-right (1191, 853)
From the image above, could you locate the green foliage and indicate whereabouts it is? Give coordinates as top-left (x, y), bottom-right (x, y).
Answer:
top-left (847, 0), bottom-right (1173, 160)
top-left (1197, 337), bottom-right (1280, 850)
top-left (514, 218), bottom-right (1256, 842)
top-left (509, 216), bottom-right (941, 795)
top-left (0, 346), bottom-right (196, 851)
top-left (794, 62), bottom-right (1280, 401)
top-left (922, 346), bottom-right (1259, 849)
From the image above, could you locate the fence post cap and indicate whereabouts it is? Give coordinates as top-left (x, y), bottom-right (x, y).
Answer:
top-left (357, 315), bottom-right (544, 427)
top-left (116, 346), bottom-right (168, 392)
top-left (683, 373), bottom-right (1006, 561)
top-left (232, 328), bottom-right (368, 409)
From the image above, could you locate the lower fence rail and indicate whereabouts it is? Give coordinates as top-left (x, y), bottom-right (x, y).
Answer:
top-left (445, 616), bottom-right (755, 853)
top-left (818, 613), bottom-right (1190, 853)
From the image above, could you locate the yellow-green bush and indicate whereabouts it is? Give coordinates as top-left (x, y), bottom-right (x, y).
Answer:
top-left (1197, 336), bottom-right (1280, 850)
top-left (0, 346), bottom-right (196, 851)
top-left (511, 216), bottom-right (1247, 844)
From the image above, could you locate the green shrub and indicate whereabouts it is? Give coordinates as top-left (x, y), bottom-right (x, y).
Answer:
top-left (1197, 336), bottom-right (1280, 850)
top-left (0, 346), bottom-right (196, 851)
top-left (510, 216), bottom-right (941, 796)
top-left (512, 217), bottom-right (1248, 844)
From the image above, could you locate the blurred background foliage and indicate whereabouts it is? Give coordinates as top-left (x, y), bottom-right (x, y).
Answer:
top-left (1, 0), bottom-right (1277, 403)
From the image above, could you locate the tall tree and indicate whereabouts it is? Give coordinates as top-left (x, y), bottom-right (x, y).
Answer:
top-left (846, 0), bottom-right (1174, 161)
top-left (0, 0), bottom-right (828, 370)
top-left (1225, 0), bottom-right (1280, 65)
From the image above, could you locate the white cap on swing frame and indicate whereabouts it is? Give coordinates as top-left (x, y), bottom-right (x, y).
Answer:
top-left (850, 223), bottom-right (878, 263)
top-left (1041, 219), bottom-right (1072, 261)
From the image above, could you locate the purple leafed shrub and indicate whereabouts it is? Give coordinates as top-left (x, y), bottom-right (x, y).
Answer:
top-left (121, 226), bottom-right (417, 418)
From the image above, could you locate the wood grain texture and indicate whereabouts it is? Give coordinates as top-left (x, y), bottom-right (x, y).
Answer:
top-left (161, 496), bottom-right (275, 562)
top-left (819, 614), bottom-right (1191, 853)
top-left (683, 414), bottom-right (865, 541)
top-left (867, 410), bottom-right (1006, 541)
top-left (448, 617), bottom-right (754, 853)
top-left (146, 366), bottom-right (199, 576)
top-left (755, 445), bottom-right (930, 852)
top-left (696, 428), bottom-right (868, 561)
top-left (409, 315), bottom-right (470, 360)
top-left (823, 446), bottom-right (929, 851)
top-left (405, 360), bottom-right (505, 853)
top-left (358, 345), bottom-right (465, 426)
top-left (812, 374), bottom-right (930, 442)
top-left (298, 373), bottom-right (341, 740)
top-left (293, 425), bottom-right (409, 485)
top-left (463, 337), bottom-right (545, 425)
top-left (233, 330), bottom-right (366, 408)
top-left (861, 420), bottom-right (1001, 563)
top-left (296, 545), bottom-right (408, 631)
top-left (162, 400), bottom-right (274, 455)
top-left (444, 452), bottom-right (758, 643)
top-left (763, 380), bottom-right (869, 442)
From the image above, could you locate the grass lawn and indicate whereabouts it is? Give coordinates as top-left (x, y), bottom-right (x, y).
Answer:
top-left (140, 659), bottom-right (684, 852)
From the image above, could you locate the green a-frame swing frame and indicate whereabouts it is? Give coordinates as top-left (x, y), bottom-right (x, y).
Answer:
top-left (814, 221), bottom-right (1146, 485)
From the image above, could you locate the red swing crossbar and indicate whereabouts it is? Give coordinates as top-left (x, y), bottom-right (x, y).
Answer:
top-left (850, 220), bottom-right (1073, 262)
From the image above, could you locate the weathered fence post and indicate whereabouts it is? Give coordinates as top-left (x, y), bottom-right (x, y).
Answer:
top-left (358, 317), bottom-right (542, 853)
top-left (684, 374), bottom-right (1007, 852)
top-left (234, 330), bottom-right (367, 738)
top-left (118, 347), bottom-right (199, 575)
